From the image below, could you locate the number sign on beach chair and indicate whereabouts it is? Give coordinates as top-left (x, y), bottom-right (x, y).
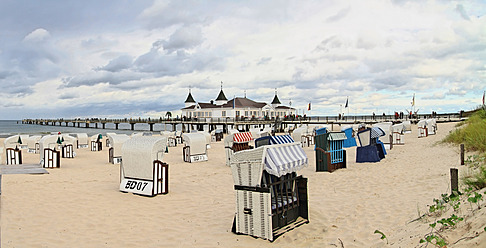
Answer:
top-left (230, 142), bottom-right (309, 241)
top-left (6, 147), bottom-right (22, 165)
top-left (119, 136), bottom-right (169, 196)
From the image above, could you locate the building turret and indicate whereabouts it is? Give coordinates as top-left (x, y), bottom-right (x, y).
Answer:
top-left (271, 89), bottom-right (281, 108)
top-left (184, 89), bottom-right (196, 107)
top-left (215, 81), bottom-right (228, 106)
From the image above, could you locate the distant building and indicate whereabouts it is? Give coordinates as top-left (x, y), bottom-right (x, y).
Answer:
top-left (181, 84), bottom-right (295, 119)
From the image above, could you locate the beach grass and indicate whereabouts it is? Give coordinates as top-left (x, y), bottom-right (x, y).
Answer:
top-left (443, 108), bottom-right (486, 190)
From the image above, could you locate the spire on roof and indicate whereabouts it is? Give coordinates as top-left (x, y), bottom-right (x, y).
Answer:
top-left (271, 88), bottom-right (281, 105)
top-left (184, 88), bottom-right (195, 103)
top-left (215, 81), bottom-right (227, 101)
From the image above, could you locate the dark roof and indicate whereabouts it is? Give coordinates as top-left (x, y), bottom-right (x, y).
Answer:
top-left (184, 92), bottom-right (195, 103)
top-left (276, 105), bottom-right (294, 109)
top-left (271, 94), bottom-right (281, 104)
top-left (222, 97), bottom-right (266, 108)
top-left (215, 89), bottom-right (227, 101)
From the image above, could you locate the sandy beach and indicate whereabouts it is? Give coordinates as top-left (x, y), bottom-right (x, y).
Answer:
top-left (1, 122), bottom-right (484, 247)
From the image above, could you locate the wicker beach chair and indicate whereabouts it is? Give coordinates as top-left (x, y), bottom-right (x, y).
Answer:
top-left (230, 142), bottom-right (309, 241)
top-left (392, 123), bottom-right (405, 145)
top-left (182, 133), bottom-right (208, 163)
top-left (161, 131), bottom-right (177, 147)
top-left (315, 132), bottom-right (347, 172)
top-left (25, 135), bottom-right (42, 153)
top-left (426, 119), bottom-right (437, 135)
top-left (340, 125), bottom-right (357, 148)
top-left (356, 127), bottom-right (386, 163)
top-left (90, 134), bottom-right (103, 151)
top-left (71, 133), bottom-right (89, 148)
top-left (372, 122), bottom-right (393, 150)
top-left (39, 135), bottom-right (61, 168)
top-left (417, 120), bottom-right (428, 137)
top-left (108, 134), bottom-right (130, 164)
top-left (119, 136), bottom-right (168, 196)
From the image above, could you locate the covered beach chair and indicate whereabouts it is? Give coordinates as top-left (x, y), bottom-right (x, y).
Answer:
top-left (90, 134), bottom-right (103, 151)
top-left (26, 135), bottom-right (42, 153)
top-left (224, 132), bottom-right (253, 166)
top-left (417, 120), bottom-right (428, 137)
top-left (291, 126), bottom-right (311, 147)
top-left (71, 133), bottom-right (89, 148)
top-left (60, 134), bottom-right (77, 158)
top-left (372, 122), bottom-right (393, 150)
top-left (392, 123), bottom-right (405, 145)
top-left (105, 132), bottom-right (117, 147)
top-left (230, 142), bottom-right (309, 241)
top-left (356, 127), bottom-right (386, 163)
top-left (211, 129), bottom-right (224, 142)
top-left (108, 134), bottom-right (130, 164)
top-left (315, 132), bottom-right (347, 172)
top-left (402, 120), bottom-right (412, 133)
top-left (119, 136), bottom-right (169, 196)
top-left (161, 131), bottom-right (177, 147)
top-left (340, 125), bottom-right (357, 148)
top-left (3, 135), bottom-right (25, 149)
top-left (39, 135), bottom-right (61, 168)
top-left (426, 119), bottom-right (437, 135)
top-left (182, 133), bottom-right (208, 163)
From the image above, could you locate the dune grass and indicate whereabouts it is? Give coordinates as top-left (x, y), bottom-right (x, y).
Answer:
top-left (442, 108), bottom-right (486, 190)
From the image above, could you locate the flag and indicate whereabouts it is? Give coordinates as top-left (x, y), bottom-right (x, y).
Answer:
top-left (483, 91), bottom-right (485, 105)
top-left (412, 94), bottom-right (415, 106)
top-left (308, 102), bottom-right (311, 111)
top-left (345, 97), bottom-right (348, 108)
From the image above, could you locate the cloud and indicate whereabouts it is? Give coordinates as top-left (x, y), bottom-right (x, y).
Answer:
top-left (455, 4), bottom-right (470, 21)
top-left (97, 55), bottom-right (133, 72)
top-left (23, 28), bottom-right (50, 43)
top-left (63, 70), bottom-right (145, 87)
top-left (326, 6), bottom-right (351, 23)
top-left (162, 25), bottom-right (204, 52)
top-left (59, 92), bottom-right (80, 100)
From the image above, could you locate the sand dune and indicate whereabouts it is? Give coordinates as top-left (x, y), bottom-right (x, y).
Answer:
top-left (1, 122), bottom-right (484, 247)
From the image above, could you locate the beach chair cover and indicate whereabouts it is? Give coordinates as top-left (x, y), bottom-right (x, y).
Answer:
top-left (109, 134), bottom-right (130, 157)
top-left (255, 135), bottom-right (294, 148)
top-left (61, 134), bottom-right (77, 147)
top-left (417, 119), bottom-right (427, 128)
top-left (73, 133), bottom-right (88, 146)
top-left (26, 135), bottom-right (42, 151)
top-left (264, 143), bottom-right (309, 177)
top-left (233, 132), bottom-right (253, 143)
top-left (249, 128), bottom-right (261, 139)
top-left (182, 133), bottom-right (207, 155)
top-left (197, 131), bottom-right (211, 146)
top-left (4, 135), bottom-right (23, 149)
top-left (315, 127), bottom-right (327, 136)
top-left (121, 136), bottom-right (167, 181)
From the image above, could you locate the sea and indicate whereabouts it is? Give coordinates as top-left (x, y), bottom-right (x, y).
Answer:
top-left (0, 120), bottom-right (180, 138)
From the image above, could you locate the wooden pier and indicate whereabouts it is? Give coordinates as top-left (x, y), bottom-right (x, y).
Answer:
top-left (21, 112), bottom-right (464, 133)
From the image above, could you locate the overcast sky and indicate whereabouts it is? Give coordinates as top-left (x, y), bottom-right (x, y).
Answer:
top-left (0, 0), bottom-right (485, 119)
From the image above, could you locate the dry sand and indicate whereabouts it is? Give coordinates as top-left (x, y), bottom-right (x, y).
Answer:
top-left (1, 122), bottom-right (485, 247)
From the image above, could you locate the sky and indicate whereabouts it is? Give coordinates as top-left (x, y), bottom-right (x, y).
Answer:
top-left (0, 0), bottom-right (485, 120)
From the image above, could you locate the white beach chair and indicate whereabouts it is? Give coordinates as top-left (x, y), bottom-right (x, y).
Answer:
top-left (161, 131), bottom-right (177, 147)
top-left (402, 120), bottom-right (412, 133)
top-left (108, 134), bottom-right (130, 164)
top-left (119, 136), bottom-right (168, 196)
top-left (182, 133), bottom-right (208, 163)
top-left (197, 131), bottom-right (211, 149)
top-left (25, 135), bottom-right (42, 153)
top-left (39, 135), bottom-right (61, 168)
top-left (417, 120), bottom-right (428, 137)
top-left (372, 122), bottom-right (393, 150)
top-left (71, 133), bottom-right (89, 148)
top-left (426, 119), bottom-right (437, 135)
top-left (225, 132), bottom-right (254, 166)
top-left (392, 123), bottom-right (405, 145)
top-left (230, 142), bottom-right (309, 241)
top-left (90, 134), bottom-right (103, 151)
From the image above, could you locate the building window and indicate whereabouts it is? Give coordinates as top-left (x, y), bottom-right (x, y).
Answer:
top-left (222, 111), bottom-right (226, 117)
top-left (236, 111), bottom-right (240, 116)
top-left (245, 111), bottom-right (248, 116)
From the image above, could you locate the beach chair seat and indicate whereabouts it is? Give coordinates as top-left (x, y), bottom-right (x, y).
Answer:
top-left (61, 144), bottom-right (74, 158)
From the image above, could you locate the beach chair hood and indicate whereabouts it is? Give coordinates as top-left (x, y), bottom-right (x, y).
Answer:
top-left (264, 143), bottom-right (308, 177)
top-left (233, 132), bottom-right (253, 143)
top-left (182, 133), bottom-right (207, 155)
